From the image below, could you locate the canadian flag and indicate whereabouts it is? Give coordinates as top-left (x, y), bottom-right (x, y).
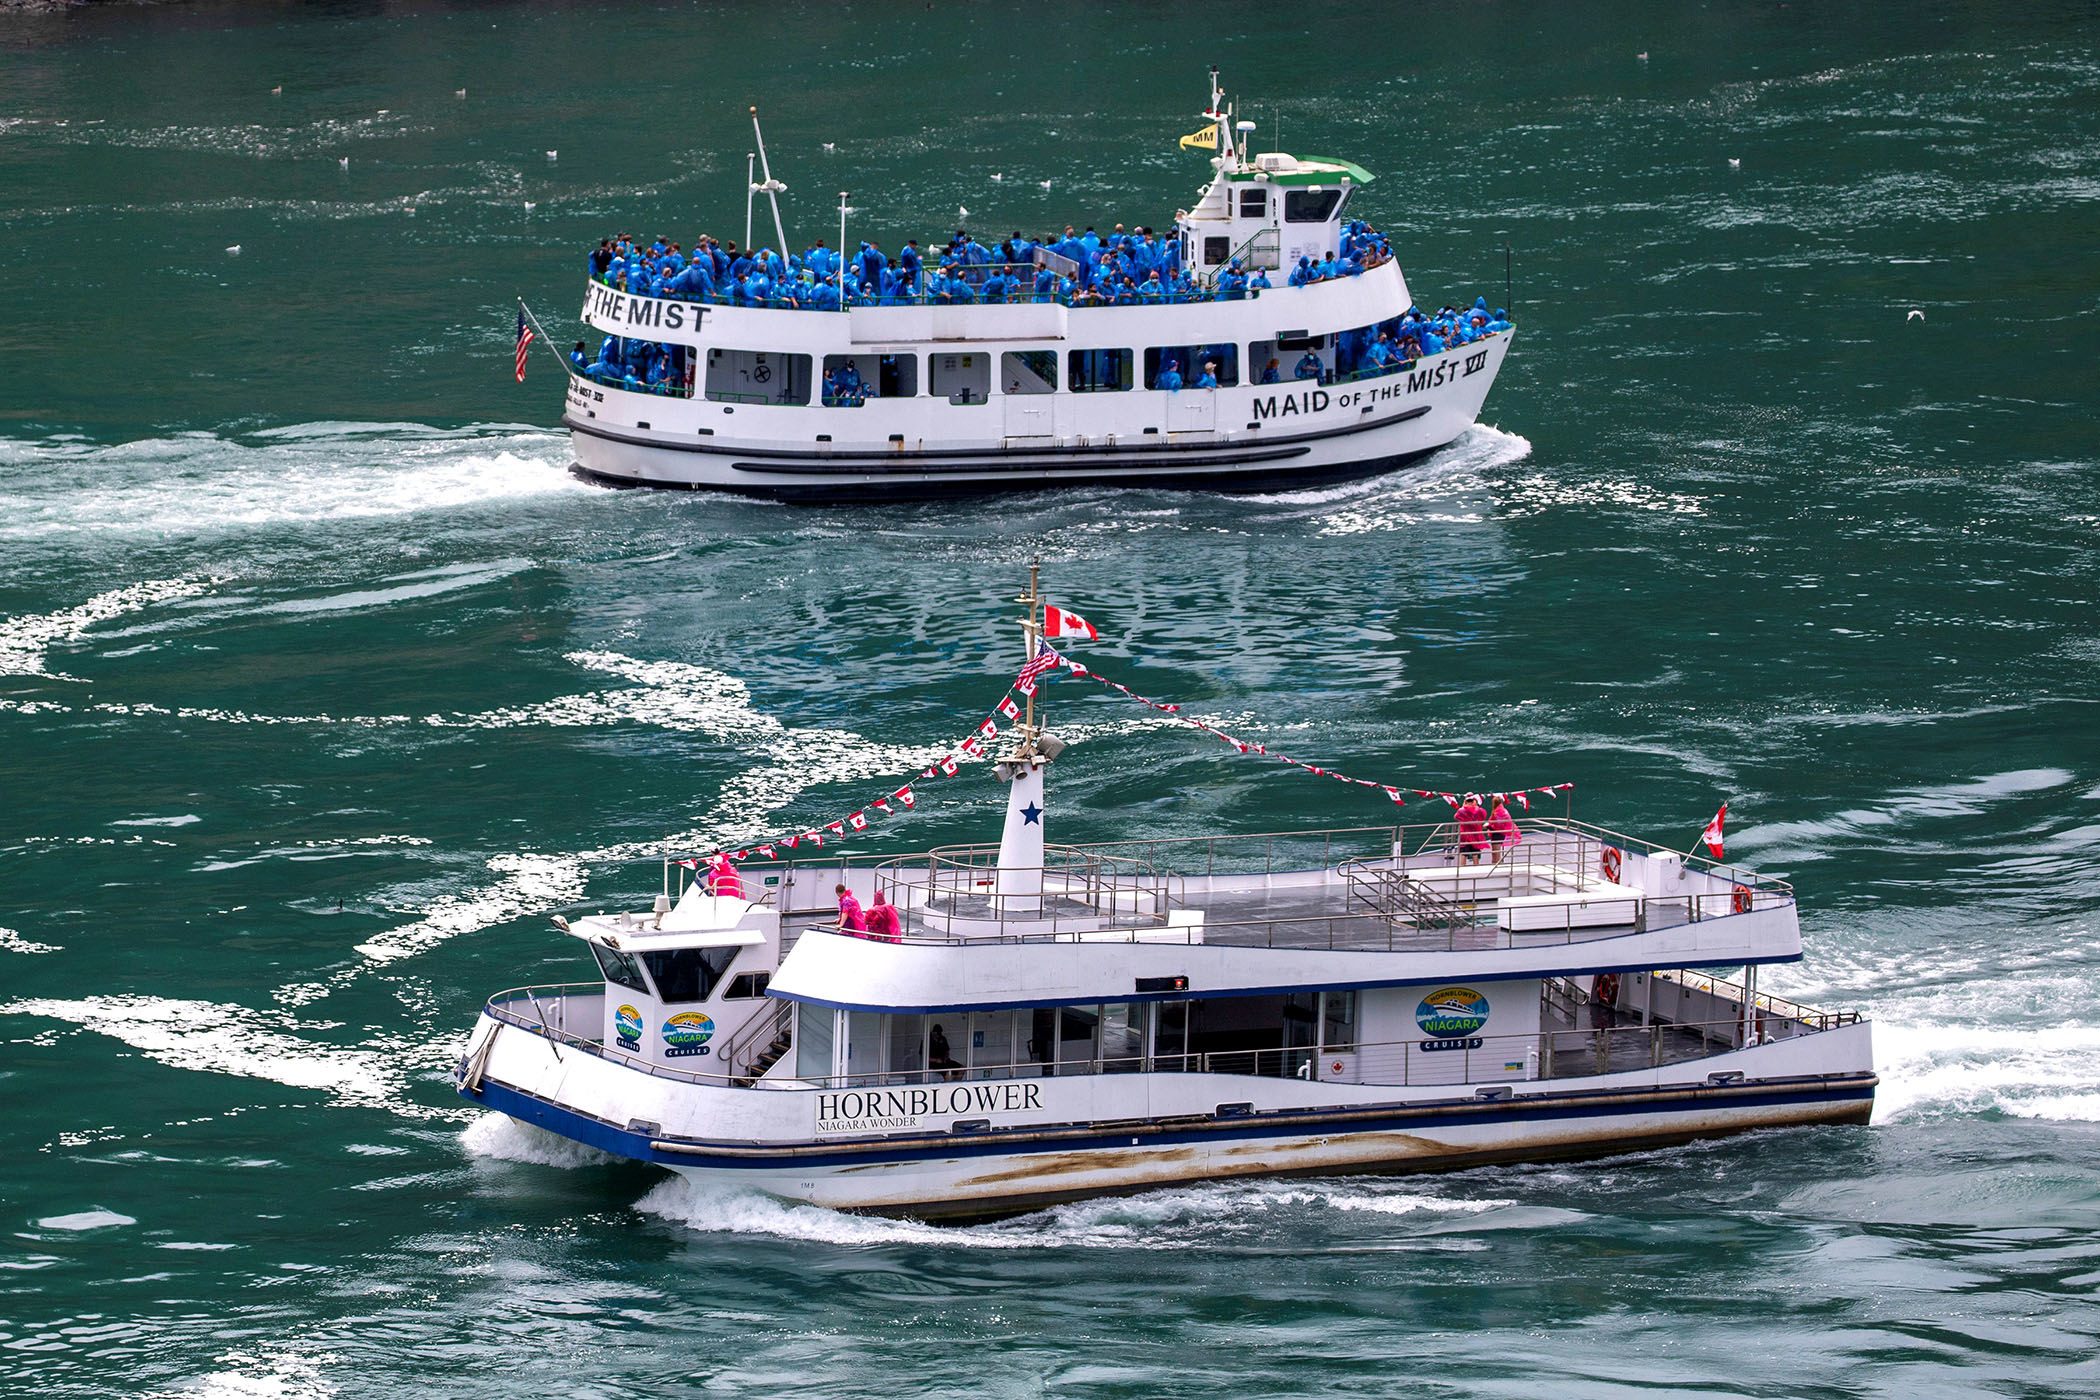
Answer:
top-left (998, 697), bottom-right (1020, 720)
top-left (978, 717), bottom-right (999, 738)
top-left (1701, 803), bottom-right (1727, 859)
top-left (938, 755), bottom-right (959, 776)
top-left (848, 811), bottom-right (868, 831)
top-left (1383, 787), bottom-right (1406, 804)
top-left (808, 832), bottom-right (824, 847)
top-left (677, 858), bottom-right (699, 869)
top-left (959, 736), bottom-right (984, 757)
top-left (872, 798), bottom-right (891, 814)
top-left (825, 820), bottom-right (845, 835)
top-left (1043, 604), bottom-right (1097, 641)
top-left (1515, 794), bottom-right (1530, 811)
top-left (894, 786), bottom-right (916, 808)
top-left (758, 844), bottom-right (777, 859)
top-left (783, 835), bottom-right (801, 849)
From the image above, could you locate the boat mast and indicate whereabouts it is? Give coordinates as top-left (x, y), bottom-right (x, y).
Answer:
top-left (1016, 557), bottom-right (1042, 758)
top-left (750, 106), bottom-right (791, 256)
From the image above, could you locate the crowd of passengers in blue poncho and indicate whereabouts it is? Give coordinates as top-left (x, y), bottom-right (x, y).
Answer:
top-left (566, 219), bottom-right (1510, 397)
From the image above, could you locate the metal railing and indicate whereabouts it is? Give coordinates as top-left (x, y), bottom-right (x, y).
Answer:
top-left (479, 988), bottom-right (1859, 1099)
top-left (717, 996), bottom-right (794, 1082)
top-left (1656, 970), bottom-right (1862, 1033)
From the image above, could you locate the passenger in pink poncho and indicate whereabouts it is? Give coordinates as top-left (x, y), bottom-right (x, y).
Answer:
top-left (705, 853), bottom-right (744, 899)
top-left (1488, 796), bottom-right (1523, 865)
top-left (833, 883), bottom-right (868, 933)
top-left (865, 889), bottom-right (902, 943)
top-left (1455, 793), bottom-right (1489, 866)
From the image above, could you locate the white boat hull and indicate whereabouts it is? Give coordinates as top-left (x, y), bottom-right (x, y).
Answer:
top-left (462, 1010), bottom-right (1872, 1219)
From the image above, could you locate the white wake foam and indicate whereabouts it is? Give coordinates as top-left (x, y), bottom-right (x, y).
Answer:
top-left (459, 1112), bottom-right (616, 1169)
top-left (635, 1173), bottom-right (1525, 1249)
top-left (0, 425), bottom-right (584, 542)
top-left (0, 928), bottom-right (62, 955)
top-left (0, 576), bottom-right (218, 679)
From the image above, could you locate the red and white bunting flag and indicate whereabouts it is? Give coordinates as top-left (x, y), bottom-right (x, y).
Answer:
top-left (1067, 660), bottom-right (1089, 677)
top-left (731, 849), bottom-right (748, 861)
top-left (1016, 678), bottom-right (1037, 697)
top-left (1701, 803), bottom-right (1727, 859)
top-left (872, 798), bottom-right (891, 814)
top-left (848, 811), bottom-right (868, 831)
top-left (758, 844), bottom-right (777, 858)
top-left (894, 786), bottom-right (916, 808)
top-left (1515, 794), bottom-right (1529, 811)
top-left (1383, 787), bottom-right (1406, 804)
top-left (1043, 604), bottom-right (1097, 641)
top-left (783, 835), bottom-right (801, 849)
top-left (678, 858), bottom-right (699, 869)
top-left (938, 755), bottom-right (959, 775)
top-left (1306, 765), bottom-right (1326, 776)
top-left (998, 697), bottom-right (1020, 720)
top-left (1442, 793), bottom-right (1460, 808)
top-left (808, 832), bottom-right (824, 847)
top-left (959, 735), bottom-right (984, 757)
top-left (922, 765), bottom-right (940, 779)
top-left (978, 717), bottom-right (999, 738)
top-left (825, 820), bottom-right (845, 835)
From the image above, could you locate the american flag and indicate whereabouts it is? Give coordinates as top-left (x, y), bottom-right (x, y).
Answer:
top-left (1016, 647), bottom-right (1061, 687)
top-left (513, 307), bottom-right (534, 382)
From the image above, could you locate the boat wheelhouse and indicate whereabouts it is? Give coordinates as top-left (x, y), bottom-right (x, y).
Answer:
top-left (543, 74), bottom-right (1515, 501)
top-left (456, 578), bottom-right (1874, 1220)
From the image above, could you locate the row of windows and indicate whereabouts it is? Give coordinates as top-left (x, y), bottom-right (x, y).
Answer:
top-left (691, 300), bottom-right (1443, 408)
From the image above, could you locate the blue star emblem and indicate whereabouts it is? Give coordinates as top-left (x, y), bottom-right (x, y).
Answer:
top-left (1020, 802), bottom-right (1043, 825)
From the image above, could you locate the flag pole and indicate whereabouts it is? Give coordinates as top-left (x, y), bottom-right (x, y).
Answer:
top-left (1018, 557), bottom-right (1042, 755)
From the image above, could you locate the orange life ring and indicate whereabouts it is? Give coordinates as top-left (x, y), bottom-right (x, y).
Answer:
top-left (1600, 846), bottom-right (1623, 883)
top-left (1731, 884), bottom-right (1753, 914)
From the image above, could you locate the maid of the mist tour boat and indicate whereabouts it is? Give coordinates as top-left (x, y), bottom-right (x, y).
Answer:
top-left (456, 570), bottom-right (1875, 1220)
top-left (547, 73), bottom-right (1514, 500)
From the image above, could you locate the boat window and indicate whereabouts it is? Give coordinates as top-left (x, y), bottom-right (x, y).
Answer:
top-left (795, 1004), bottom-right (836, 1084)
top-left (724, 971), bottom-right (771, 1000)
top-left (639, 946), bottom-right (739, 1003)
top-left (1068, 348), bottom-right (1134, 393)
top-left (589, 942), bottom-right (648, 994)
top-left (1001, 350), bottom-right (1058, 396)
top-left (1248, 333), bottom-right (1334, 386)
top-left (1056, 1004), bottom-right (1099, 1074)
top-left (1144, 344), bottom-right (1240, 389)
top-left (1322, 989), bottom-right (1358, 1050)
top-left (928, 352), bottom-right (990, 405)
top-left (1238, 187), bottom-right (1267, 219)
top-left (1098, 1003), bottom-right (1144, 1072)
top-left (968, 1009), bottom-right (1018, 1074)
top-left (704, 348), bottom-right (812, 406)
top-left (1202, 235), bottom-right (1230, 267)
top-left (821, 353), bottom-right (915, 405)
top-left (886, 1013), bottom-right (926, 1080)
top-left (1284, 187), bottom-right (1344, 223)
top-left (846, 1010), bottom-right (882, 1080)
top-left (1154, 1001), bottom-right (1190, 1071)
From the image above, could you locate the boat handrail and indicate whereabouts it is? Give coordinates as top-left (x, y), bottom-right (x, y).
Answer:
top-left (478, 985), bottom-right (1860, 1095)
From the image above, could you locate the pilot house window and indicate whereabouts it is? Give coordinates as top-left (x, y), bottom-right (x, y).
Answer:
top-left (1238, 188), bottom-right (1267, 218)
top-left (640, 946), bottom-right (739, 1003)
top-left (1068, 348), bottom-right (1134, 393)
top-left (1283, 187), bottom-right (1344, 223)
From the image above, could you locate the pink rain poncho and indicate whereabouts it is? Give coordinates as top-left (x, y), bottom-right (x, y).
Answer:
top-left (1455, 799), bottom-right (1489, 851)
top-left (706, 854), bottom-right (744, 899)
top-left (1488, 803), bottom-right (1523, 848)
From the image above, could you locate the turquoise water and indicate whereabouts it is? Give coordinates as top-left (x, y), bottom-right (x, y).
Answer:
top-left (3, 2), bottom-right (2098, 1395)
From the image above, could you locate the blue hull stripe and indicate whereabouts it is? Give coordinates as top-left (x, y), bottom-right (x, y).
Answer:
top-left (462, 1072), bottom-right (1873, 1173)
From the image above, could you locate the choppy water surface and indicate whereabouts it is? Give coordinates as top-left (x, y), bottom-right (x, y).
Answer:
top-left (3, 3), bottom-right (2097, 1396)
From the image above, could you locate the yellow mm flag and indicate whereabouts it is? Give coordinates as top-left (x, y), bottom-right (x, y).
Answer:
top-left (1178, 122), bottom-right (1219, 151)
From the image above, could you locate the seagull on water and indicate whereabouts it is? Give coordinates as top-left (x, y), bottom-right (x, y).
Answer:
top-left (1728, 157), bottom-right (1741, 168)
top-left (524, 201), bottom-right (536, 211)
top-left (339, 156), bottom-right (350, 169)
top-left (1907, 309), bottom-right (1925, 322)
top-left (991, 172), bottom-right (1003, 181)
top-left (271, 86), bottom-right (282, 96)
top-left (456, 89), bottom-right (467, 99)
top-left (546, 150), bottom-right (558, 161)
top-left (958, 204), bottom-right (969, 219)
top-left (1038, 179), bottom-right (1052, 189)
top-left (822, 141), bottom-right (836, 151)
top-left (1637, 51), bottom-right (1649, 60)
top-left (225, 244), bottom-right (241, 255)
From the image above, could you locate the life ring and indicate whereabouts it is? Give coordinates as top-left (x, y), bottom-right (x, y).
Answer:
top-left (1594, 972), bottom-right (1621, 1006)
top-left (1600, 846), bottom-right (1623, 883)
top-left (1731, 884), bottom-right (1753, 915)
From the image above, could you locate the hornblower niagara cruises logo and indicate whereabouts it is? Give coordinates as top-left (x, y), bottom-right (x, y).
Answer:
top-left (816, 1082), bottom-right (1046, 1135)
top-left (661, 1012), bottom-right (714, 1058)
top-left (1417, 986), bottom-right (1489, 1052)
top-left (614, 1003), bottom-right (643, 1051)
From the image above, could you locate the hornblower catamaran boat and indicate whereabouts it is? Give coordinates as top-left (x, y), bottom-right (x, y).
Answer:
top-left (549, 73), bottom-right (1513, 500)
top-left (456, 587), bottom-right (1874, 1220)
